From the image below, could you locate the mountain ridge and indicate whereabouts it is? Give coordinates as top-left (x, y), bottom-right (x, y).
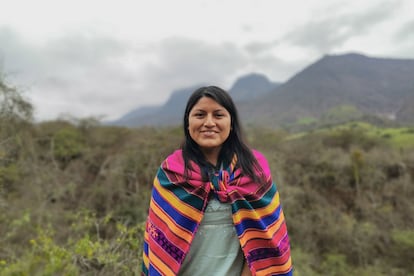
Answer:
top-left (110, 53), bottom-right (414, 128)
top-left (239, 53), bottom-right (414, 126)
top-left (111, 73), bottom-right (278, 127)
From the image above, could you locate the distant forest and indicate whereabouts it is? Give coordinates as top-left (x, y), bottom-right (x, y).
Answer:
top-left (1, 77), bottom-right (414, 275)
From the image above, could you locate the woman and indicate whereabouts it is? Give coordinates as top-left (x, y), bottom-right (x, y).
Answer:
top-left (142, 86), bottom-right (293, 275)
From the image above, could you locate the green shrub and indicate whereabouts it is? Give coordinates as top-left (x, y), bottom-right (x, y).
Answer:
top-left (0, 211), bottom-right (145, 276)
top-left (53, 127), bottom-right (85, 165)
top-left (319, 253), bottom-right (350, 276)
top-left (1, 112), bottom-right (414, 275)
top-left (0, 163), bottom-right (19, 192)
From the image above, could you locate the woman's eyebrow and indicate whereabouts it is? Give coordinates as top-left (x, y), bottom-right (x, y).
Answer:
top-left (191, 108), bottom-right (225, 112)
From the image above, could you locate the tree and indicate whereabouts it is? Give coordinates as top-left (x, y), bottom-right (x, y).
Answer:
top-left (0, 75), bottom-right (33, 140)
top-left (0, 74), bottom-right (33, 194)
top-left (0, 75), bottom-right (33, 123)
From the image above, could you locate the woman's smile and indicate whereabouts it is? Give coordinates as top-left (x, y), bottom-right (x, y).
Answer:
top-left (201, 130), bottom-right (219, 136)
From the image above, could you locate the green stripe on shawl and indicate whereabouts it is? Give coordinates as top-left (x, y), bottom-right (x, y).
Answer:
top-left (157, 167), bottom-right (205, 211)
top-left (231, 183), bottom-right (277, 212)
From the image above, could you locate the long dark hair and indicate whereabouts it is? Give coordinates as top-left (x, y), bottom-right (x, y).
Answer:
top-left (182, 85), bottom-right (264, 183)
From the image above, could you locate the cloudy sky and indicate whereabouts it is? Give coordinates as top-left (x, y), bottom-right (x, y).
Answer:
top-left (1, 0), bottom-right (413, 121)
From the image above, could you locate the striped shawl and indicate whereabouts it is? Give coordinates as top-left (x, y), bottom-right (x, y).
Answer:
top-left (142, 149), bottom-right (293, 275)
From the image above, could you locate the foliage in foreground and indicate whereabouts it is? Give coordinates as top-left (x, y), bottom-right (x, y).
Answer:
top-left (1, 79), bottom-right (414, 275)
top-left (1, 119), bottom-right (413, 275)
top-left (1, 211), bottom-right (144, 275)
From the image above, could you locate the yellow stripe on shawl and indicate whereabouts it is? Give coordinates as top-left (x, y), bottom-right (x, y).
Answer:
top-left (153, 177), bottom-right (204, 222)
top-left (142, 252), bottom-right (149, 269)
top-left (150, 198), bottom-right (193, 243)
top-left (232, 191), bottom-right (280, 224)
top-left (143, 231), bottom-right (150, 269)
top-left (149, 251), bottom-right (175, 275)
top-left (256, 256), bottom-right (292, 275)
top-left (238, 211), bottom-right (286, 247)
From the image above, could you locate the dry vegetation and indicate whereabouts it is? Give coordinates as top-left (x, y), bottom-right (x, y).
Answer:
top-left (1, 79), bottom-right (414, 275)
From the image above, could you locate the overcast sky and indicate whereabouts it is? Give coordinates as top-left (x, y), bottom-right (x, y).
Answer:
top-left (1, 0), bottom-right (413, 121)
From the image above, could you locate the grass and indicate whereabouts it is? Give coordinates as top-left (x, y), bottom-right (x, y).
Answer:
top-left (286, 121), bottom-right (414, 149)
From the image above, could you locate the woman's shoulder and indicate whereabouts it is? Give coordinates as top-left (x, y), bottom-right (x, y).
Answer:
top-left (166, 149), bottom-right (183, 160)
top-left (251, 149), bottom-right (268, 162)
top-left (163, 149), bottom-right (184, 166)
top-left (250, 149), bottom-right (271, 175)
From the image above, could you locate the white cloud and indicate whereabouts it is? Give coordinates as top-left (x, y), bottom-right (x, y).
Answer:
top-left (0, 0), bottom-right (413, 121)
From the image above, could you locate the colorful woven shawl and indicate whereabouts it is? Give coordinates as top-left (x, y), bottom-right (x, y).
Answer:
top-left (142, 149), bottom-right (292, 276)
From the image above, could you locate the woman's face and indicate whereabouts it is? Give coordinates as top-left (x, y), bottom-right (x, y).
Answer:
top-left (188, 96), bottom-right (231, 159)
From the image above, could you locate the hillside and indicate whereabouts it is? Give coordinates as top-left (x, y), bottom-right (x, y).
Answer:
top-left (2, 120), bottom-right (414, 275)
top-left (2, 77), bottom-right (414, 275)
top-left (240, 53), bottom-right (414, 126)
top-left (112, 85), bottom-right (202, 127)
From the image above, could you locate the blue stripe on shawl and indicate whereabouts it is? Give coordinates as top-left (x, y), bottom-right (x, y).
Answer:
top-left (257, 270), bottom-right (293, 276)
top-left (152, 186), bottom-right (198, 233)
top-left (143, 241), bottom-right (148, 255)
top-left (234, 205), bottom-right (282, 236)
top-left (149, 265), bottom-right (162, 276)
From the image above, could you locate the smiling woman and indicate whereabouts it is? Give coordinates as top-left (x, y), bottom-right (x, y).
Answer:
top-left (188, 96), bottom-right (232, 165)
top-left (142, 86), bottom-right (293, 275)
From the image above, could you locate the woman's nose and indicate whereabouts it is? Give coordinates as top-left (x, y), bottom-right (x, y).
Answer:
top-left (204, 114), bottom-right (215, 126)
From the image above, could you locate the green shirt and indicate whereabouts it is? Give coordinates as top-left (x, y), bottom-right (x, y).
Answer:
top-left (179, 198), bottom-right (244, 275)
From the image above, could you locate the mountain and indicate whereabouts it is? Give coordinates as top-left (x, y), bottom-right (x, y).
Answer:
top-left (396, 94), bottom-right (414, 123)
top-left (111, 84), bottom-right (202, 127)
top-left (239, 53), bottom-right (414, 126)
top-left (229, 73), bottom-right (280, 102)
top-left (110, 53), bottom-right (414, 128)
top-left (111, 73), bottom-right (278, 127)
top-left (112, 105), bottom-right (161, 126)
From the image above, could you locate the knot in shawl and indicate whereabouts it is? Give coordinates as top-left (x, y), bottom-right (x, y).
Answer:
top-left (142, 149), bottom-right (293, 276)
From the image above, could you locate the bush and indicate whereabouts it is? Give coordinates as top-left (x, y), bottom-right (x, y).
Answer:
top-left (0, 163), bottom-right (19, 193)
top-left (0, 211), bottom-right (145, 276)
top-left (53, 127), bottom-right (85, 166)
top-left (1, 108), bottom-right (413, 275)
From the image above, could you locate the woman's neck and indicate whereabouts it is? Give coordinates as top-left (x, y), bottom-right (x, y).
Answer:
top-left (201, 147), bottom-right (221, 166)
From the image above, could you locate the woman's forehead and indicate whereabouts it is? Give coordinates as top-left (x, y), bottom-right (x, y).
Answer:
top-left (192, 97), bottom-right (225, 109)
